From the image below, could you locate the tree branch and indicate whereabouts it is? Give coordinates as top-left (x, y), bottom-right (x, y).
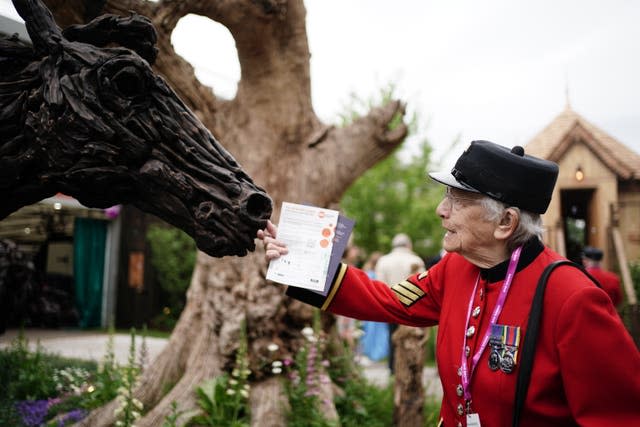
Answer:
top-left (302, 100), bottom-right (408, 205)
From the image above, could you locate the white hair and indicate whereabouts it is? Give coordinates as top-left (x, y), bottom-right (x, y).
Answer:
top-left (479, 197), bottom-right (544, 252)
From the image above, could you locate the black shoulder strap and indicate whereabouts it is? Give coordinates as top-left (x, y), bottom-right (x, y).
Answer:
top-left (512, 260), bottom-right (601, 427)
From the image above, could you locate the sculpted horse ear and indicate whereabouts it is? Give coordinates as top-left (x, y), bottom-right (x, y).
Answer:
top-left (63, 14), bottom-right (159, 65)
top-left (12, 0), bottom-right (63, 55)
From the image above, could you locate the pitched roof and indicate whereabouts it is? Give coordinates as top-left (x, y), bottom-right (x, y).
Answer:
top-left (525, 106), bottom-right (640, 180)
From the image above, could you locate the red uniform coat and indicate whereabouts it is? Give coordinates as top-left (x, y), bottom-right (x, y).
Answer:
top-left (586, 267), bottom-right (623, 307)
top-left (287, 239), bottom-right (640, 427)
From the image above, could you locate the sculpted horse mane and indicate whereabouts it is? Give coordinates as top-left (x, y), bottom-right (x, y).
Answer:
top-left (0, 0), bottom-right (272, 256)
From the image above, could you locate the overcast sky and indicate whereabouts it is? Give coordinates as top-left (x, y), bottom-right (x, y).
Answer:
top-left (3, 0), bottom-right (639, 168)
top-left (172, 0), bottom-right (640, 167)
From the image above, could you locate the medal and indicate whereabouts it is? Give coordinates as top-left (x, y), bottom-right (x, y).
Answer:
top-left (488, 324), bottom-right (521, 374)
top-left (488, 349), bottom-right (501, 371)
top-left (500, 353), bottom-right (515, 373)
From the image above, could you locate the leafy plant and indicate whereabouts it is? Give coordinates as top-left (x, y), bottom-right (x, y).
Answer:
top-left (146, 224), bottom-right (196, 330)
top-left (336, 85), bottom-right (446, 260)
top-left (334, 377), bottom-right (393, 427)
top-left (114, 329), bottom-right (143, 427)
top-left (162, 400), bottom-right (193, 427)
top-left (0, 332), bottom-right (61, 401)
top-left (84, 327), bottom-right (123, 409)
top-left (283, 317), bottom-right (335, 427)
top-left (188, 322), bottom-right (251, 427)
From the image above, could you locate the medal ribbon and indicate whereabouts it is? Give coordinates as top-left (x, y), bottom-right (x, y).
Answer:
top-left (459, 245), bottom-right (523, 405)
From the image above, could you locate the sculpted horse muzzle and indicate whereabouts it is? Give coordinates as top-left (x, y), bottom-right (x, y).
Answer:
top-left (1, 0), bottom-right (272, 256)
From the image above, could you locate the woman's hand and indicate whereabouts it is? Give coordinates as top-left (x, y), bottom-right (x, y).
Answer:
top-left (257, 220), bottom-right (289, 260)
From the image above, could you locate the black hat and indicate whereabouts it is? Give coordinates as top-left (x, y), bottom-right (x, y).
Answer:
top-left (429, 140), bottom-right (559, 214)
top-left (582, 246), bottom-right (603, 261)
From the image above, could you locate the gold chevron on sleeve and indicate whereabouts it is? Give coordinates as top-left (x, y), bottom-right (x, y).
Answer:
top-left (418, 270), bottom-right (429, 280)
top-left (391, 280), bottom-right (425, 307)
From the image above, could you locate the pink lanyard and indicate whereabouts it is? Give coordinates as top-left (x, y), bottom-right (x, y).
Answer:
top-left (459, 246), bottom-right (523, 406)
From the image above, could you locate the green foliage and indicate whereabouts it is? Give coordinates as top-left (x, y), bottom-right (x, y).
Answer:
top-left (283, 326), bottom-right (335, 427)
top-left (0, 332), bottom-right (61, 401)
top-left (629, 260), bottom-right (640, 297)
top-left (0, 328), bottom-right (152, 427)
top-left (188, 375), bottom-right (250, 427)
top-left (146, 223), bottom-right (197, 329)
top-left (188, 322), bottom-right (251, 427)
top-left (85, 328), bottom-right (123, 409)
top-left (336, 85), bottom-right (446, 260)
top-left (334, 376), bottom-right (393, 426)
top-left (114, 329), bottom-right (143, 427)
top-left (0, 399), bottom-right (22, 426)
top-left (163, 400), bottom-right (196, 427)
top-left (423, 395), bottom-right (442, 426)
top-left (340, 138), bottom-right (444, 259)
top-left (0, 332), bottom-right (96, 426)
top-left (621, 260), bottom-right (640, 331)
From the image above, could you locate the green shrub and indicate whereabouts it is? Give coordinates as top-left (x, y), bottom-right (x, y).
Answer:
top-left (334, 376), bottom-right (393, 426)
top-left (146, 224), bottom-right (196, 330)
top-left (187, 321), bottom-right (251, 427)
top-left (0, 332), bottom-right (71, 401)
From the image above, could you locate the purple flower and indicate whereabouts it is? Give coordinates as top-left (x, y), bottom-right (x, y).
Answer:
top-left (304, 388), bottom-right (319, 397)
top-left (58, 408), bottom-right (88, 426)
top-left (15, 399), bottom-right (49, 427)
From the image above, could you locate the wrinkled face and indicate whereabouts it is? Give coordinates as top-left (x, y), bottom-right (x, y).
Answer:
top-left (435, 187), bottom-right (498, 259)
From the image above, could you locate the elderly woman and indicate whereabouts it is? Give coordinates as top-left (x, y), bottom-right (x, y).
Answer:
top-left (259, 140), bottom-right (640, 427)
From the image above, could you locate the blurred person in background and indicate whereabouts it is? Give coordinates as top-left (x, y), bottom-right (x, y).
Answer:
top-left (359, 251), bottom-right (389, 364)
top-left (581, 246), bottom-right (623, 308)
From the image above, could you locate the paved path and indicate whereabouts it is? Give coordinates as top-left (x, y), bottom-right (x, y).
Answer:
top-left (0, 328), bottom-right (168, 366)
top-left (1, 328), bottom-right (442, 398)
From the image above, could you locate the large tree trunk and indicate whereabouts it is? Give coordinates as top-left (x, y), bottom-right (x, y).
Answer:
top-left (45, 1), bottom-right (409, 425)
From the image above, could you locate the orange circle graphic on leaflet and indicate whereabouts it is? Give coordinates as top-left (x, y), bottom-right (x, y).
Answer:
top-left (322, 228), bottom-right (332, 237)
top-left (318, 211), bottom-right (325, 218)
top-left (319, 239), bottom-right (329, 248)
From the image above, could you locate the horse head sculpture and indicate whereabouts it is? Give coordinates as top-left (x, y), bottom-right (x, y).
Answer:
top-left (0, 0), bottom-right (272, 256)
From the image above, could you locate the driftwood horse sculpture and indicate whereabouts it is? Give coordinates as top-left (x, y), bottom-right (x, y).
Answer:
top-left (0, 0), bottom-right (272, 257)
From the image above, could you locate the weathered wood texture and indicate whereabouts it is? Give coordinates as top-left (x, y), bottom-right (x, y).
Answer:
top-left (19, 0), bottom-right (412, 425)
top-left (0, 0), bottom-right (272, 257)
top-left (393, 325), bottom-right (430, 427)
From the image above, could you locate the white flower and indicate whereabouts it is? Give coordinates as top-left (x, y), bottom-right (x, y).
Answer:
top-left (272, 360), bottom-right (283, 368)
top-left (240, 389), bottom-right (249, 398)
top-left (133, 398), bottom-right (144, 410)
top-left (267, 343), bottom-right (279, 352)
top-left (272, 367), bottom-right (282, 374)
top-left (226, 389), bottom-right (236, 395)
top-left (301, 327), bottom-right (314, 338)
top-left (229, 379), bottom-right (238, 386)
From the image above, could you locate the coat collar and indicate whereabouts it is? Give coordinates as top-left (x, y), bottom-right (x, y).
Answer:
top-left (479, 237), bottom-right (544, 283)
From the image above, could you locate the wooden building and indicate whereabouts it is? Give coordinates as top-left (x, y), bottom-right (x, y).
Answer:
top-left (525, 104), bottom-right (640, 303)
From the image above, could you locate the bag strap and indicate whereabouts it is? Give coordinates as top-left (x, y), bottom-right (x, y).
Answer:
top-left (512, 260), bottom-right (601, 427)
